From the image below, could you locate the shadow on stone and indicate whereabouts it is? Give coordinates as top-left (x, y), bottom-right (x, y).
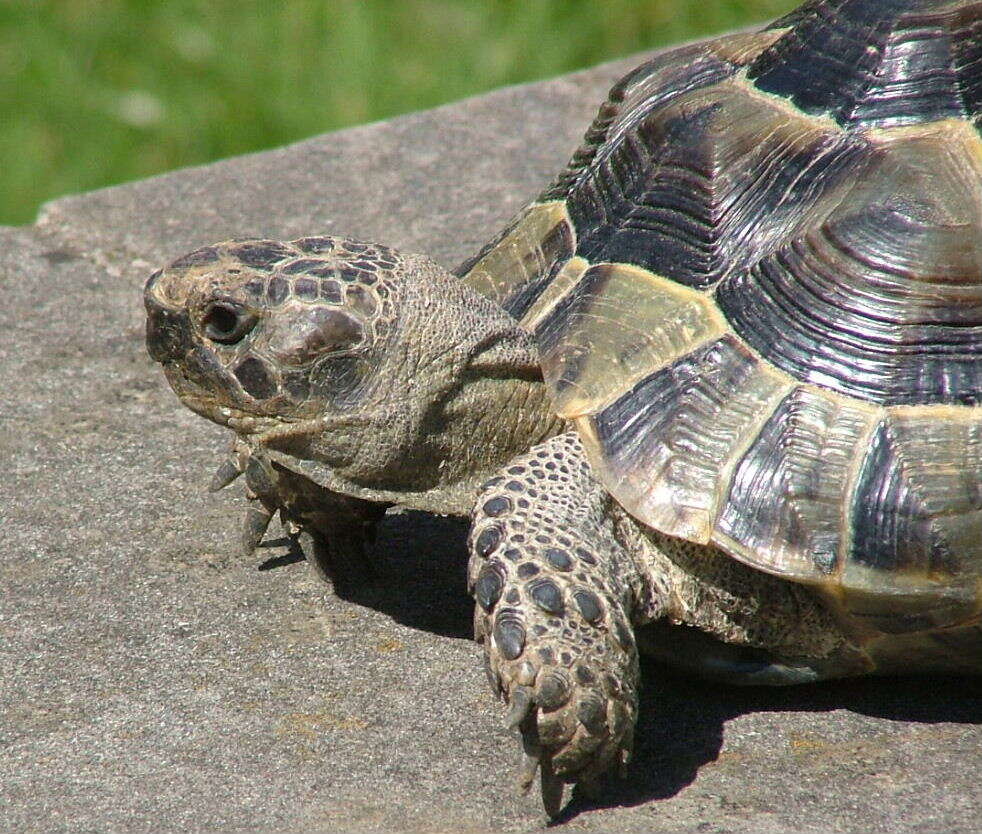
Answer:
top-left (257, 539), bottom-right (305, 571)
top-left (256, 508), bottom-right (982, 822)
top-left (258, 509), bottom-right (474, 640)
top-left (560, 663), bottom-right (982, 819)
top-left (335, 509), bottom-right (474, 639)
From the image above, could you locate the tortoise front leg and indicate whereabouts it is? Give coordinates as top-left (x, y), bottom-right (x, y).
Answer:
top-left (275, 465), bottom-right (390, 590)
top-left (209, 438), bottom-right (389, 589)
top-left (467, 431), bottom-right (646, 817)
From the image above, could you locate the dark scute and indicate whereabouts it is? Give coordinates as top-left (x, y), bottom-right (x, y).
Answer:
top-left (319, 280), bottom-right (343, 304)
top-left (573, 590), bottom-right (604, 623)
top-left (592, 336), bottom-right (761, 483)
top-left (230, 241), bottom-right (294, 269)
top-left (294, 236), bottom-right (336, 254)
top-left (500, 222), bottom-right (575, 321)
top-left (716, 201), bottom-right (982, 406)
top-left (574, 664), bottom-right (596, 685)
top-left (292, 308), bottom-right (363, 360)
top-left (719, 388), bottom-right (843, 575)
top-left (564, 87), bottom-right (866, 290)
top-left (749, 0), bottom-right (982, 128)
top-left (540, 43), bottom-right (736, 203)
top-left (234, 356), bottom-right (278, 400)
top-left (475, 525), bottom-right (503, 558)
top-left (535, 670), bottom-right (571, 710)
top-left (482, 496), bottom-right (512, 517)
top-left (475, 565), bottom-right (504, 612)
top-left (544, 547), bottom-right (573, 572)
top-left (575, 547), bottom-right (597, 565)
top-left (168, 246), bottom-right (221, 269)
top-left (493, 610), bottom-right (526, 660)
top-left (243, 278), bottom-right (265, 296)
top-left (282, 372), bottom-right (310, 403)
top-left (577, 696), bottom-right (608, 735)
top-left (529, 579), bottom-right (564, 615)
top-left (517, 562), bottom-right (540, 579)
top-left (267, 276), bottom-right (289, 305)
top-left (339, 267), bottom-right (366, 282)
top-left (850, 421), bottom-right (959, 577)
top-left (282, 258), bottom-right (327, 275)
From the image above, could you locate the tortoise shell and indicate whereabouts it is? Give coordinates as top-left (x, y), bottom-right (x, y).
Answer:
top-left (459, 0), bottom-right (982, 632)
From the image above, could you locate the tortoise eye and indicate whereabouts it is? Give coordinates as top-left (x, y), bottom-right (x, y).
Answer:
top-left (202, 301), bottom-right (257, 345)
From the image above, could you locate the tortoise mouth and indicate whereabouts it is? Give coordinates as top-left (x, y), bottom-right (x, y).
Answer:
top-left (160, 360), bottom-right (302, 434)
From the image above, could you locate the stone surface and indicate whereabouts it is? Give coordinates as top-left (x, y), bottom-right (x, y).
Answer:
top-left (2, 46), bottom-right (981, 834)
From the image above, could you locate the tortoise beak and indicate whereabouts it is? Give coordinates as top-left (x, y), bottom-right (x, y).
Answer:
top-left (144, 269), bottom-right (192, 363)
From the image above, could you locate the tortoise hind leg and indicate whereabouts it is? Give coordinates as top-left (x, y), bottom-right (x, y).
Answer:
top-left (467, 431), bottom-right (645, 817)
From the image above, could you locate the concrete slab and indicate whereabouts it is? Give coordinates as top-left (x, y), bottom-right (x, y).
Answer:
top-left (2, 48), bottom-right (981, 834)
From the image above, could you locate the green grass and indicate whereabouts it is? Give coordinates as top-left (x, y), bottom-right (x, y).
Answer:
top-left (1, 0), bottom-right (793, 225)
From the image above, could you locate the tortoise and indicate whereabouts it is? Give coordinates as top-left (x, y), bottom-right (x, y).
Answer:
top-left (144, 0), bottom-right (982, 816)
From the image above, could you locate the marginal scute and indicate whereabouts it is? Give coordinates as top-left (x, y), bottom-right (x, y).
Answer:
top-left (456, 201), bottom-right (575, 318)
top-left (519, 256), bottom-right (588, 331)
top-left (717, 386), bottom-right (879, 579)
top-left (581, 335), bottom-right (790, 543)
top-left (845, 407), bottom-right (982, 608)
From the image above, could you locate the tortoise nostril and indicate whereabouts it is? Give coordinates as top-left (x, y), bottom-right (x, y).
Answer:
top-left (202, 301), bottom-right (257, 345)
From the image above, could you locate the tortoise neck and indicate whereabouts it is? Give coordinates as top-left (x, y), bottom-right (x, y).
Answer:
top-left (269, 278), bottom-right (566, 516)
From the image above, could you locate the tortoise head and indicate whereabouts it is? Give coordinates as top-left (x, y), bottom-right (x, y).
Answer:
top-left (144, 236), bottom-right (549, 503)
top-left (144, 237), bottom-right (406, 431)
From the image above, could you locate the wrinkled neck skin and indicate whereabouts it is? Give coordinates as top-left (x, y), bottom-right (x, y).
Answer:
top-left (247, 278), bottom-right (566, 516)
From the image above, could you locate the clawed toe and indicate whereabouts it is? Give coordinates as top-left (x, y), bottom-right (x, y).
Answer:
top-left (493, 647), bottom-right (637, 817)
top-left (467, 433), bottom-right (643, 817)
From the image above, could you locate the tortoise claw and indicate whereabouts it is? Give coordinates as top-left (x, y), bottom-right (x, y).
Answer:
top-left (514, 713), bottom-right (567, 818)
top-left (242, 503), bottom-right (274, 555)
top-left (539, 755), bottom-right (565, 819)
top-left (517, 749), bottom-right (540, 794)
top-left (504, 686), bottom-right (534, 730)
top-left (208, 456), bottom-right (243, 492)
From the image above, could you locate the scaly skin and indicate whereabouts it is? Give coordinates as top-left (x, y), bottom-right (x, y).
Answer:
top-left (144, 235), bottom-right (564, 565)
top-left (145, 235), bottom-right (856, 817)
top-left (468, 432), bottom-right (642, 814)
top-left (469, 431), bottom-right (858, 814)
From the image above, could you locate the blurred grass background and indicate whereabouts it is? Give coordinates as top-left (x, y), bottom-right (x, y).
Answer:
top-left (1, 0), bottom-right (793, 225)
